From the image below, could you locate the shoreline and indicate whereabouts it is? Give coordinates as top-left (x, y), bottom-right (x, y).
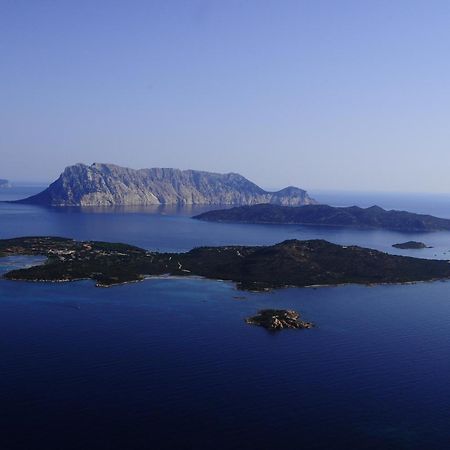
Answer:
top-left (4, 271), bottom-right (450, 291)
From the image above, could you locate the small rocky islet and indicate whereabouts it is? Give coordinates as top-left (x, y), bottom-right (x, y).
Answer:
top-left (392, 241), bottom-right (431, 249)
top-left (194, 203), bottom-right (450, 232)
top-left (245, 309), bottom-right (314, 331)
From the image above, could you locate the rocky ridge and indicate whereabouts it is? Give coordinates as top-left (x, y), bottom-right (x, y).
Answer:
top-left (392, 241), bottom-right (430, 249)
top-left (16, 163), bottom-right (316, 207)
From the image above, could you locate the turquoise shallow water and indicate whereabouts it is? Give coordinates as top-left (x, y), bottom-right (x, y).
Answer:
top-left (1, 187), bottom-right (450, 449)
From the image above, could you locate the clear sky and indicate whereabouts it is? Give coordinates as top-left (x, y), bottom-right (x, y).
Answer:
top-left (1, 0), bottom-right (450, 192)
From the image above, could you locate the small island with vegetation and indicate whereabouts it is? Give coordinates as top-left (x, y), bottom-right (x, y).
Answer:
top-left (392, 241), bottom-right (431, 249)
top-left (194, 203), bottom-right (450, 232)
top-left (245, 309), bottom-right (314, 331)
top-left (2, 236), bottom-right (450, 290)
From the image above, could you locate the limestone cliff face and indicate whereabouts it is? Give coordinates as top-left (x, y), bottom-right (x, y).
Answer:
top-left (18, 163), bottom-right (317, 206)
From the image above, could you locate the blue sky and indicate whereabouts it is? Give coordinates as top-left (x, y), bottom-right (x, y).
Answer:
top-left (1, 0), bottom-right (450, 192)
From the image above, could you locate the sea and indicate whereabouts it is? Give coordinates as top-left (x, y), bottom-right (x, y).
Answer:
top-left (1, 185), bottom-right (450, 449)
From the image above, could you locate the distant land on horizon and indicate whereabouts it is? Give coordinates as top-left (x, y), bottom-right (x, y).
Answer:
top-left (15, 163), bottom-right (317, 207)
top-left (0, 179), bottom-right (11, 188)
top-left (194, 203), bottom-right (450, 232)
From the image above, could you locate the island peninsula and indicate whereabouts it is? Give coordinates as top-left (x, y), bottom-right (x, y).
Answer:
top-left (2, 237), bottom-right (450, 290)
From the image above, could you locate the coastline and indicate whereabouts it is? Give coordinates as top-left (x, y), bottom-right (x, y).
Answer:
top-left (4, 270), bottom-right (449, 291)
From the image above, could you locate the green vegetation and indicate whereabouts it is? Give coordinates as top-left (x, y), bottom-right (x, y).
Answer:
top-left (2, 237), bottom-right (450, 290)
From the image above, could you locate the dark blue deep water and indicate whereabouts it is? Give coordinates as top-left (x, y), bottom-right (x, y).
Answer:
top-left (1, 186), bottom-right (450, 449)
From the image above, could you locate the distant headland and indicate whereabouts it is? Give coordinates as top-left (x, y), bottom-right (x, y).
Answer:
top-left (194, 203), bottom-right (450, 232)
top-left (0, 179), bottom-right (11, 188)
top-left (14, 163), bottom-right (316, 207)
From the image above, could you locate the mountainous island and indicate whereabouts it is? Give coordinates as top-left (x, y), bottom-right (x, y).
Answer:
top-left (0, 179), bottom-right (11, 188)
top-left (15, 163), bottom-right (316, 207)
top-left (2, 237), bottom-right (450, 290)
top-left (194, 203), bottom-right (450, 232)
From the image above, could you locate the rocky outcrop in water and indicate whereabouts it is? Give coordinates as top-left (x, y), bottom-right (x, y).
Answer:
top-left (392, 241), bottom-right (430, 249)
top-left (16, 163), bottom-right (316, 207)
top-left (245, 309), bottom-right (314, 331)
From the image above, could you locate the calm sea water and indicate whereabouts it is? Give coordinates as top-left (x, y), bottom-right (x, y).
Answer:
top-left (1, 186), bottom-right (450, 449)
